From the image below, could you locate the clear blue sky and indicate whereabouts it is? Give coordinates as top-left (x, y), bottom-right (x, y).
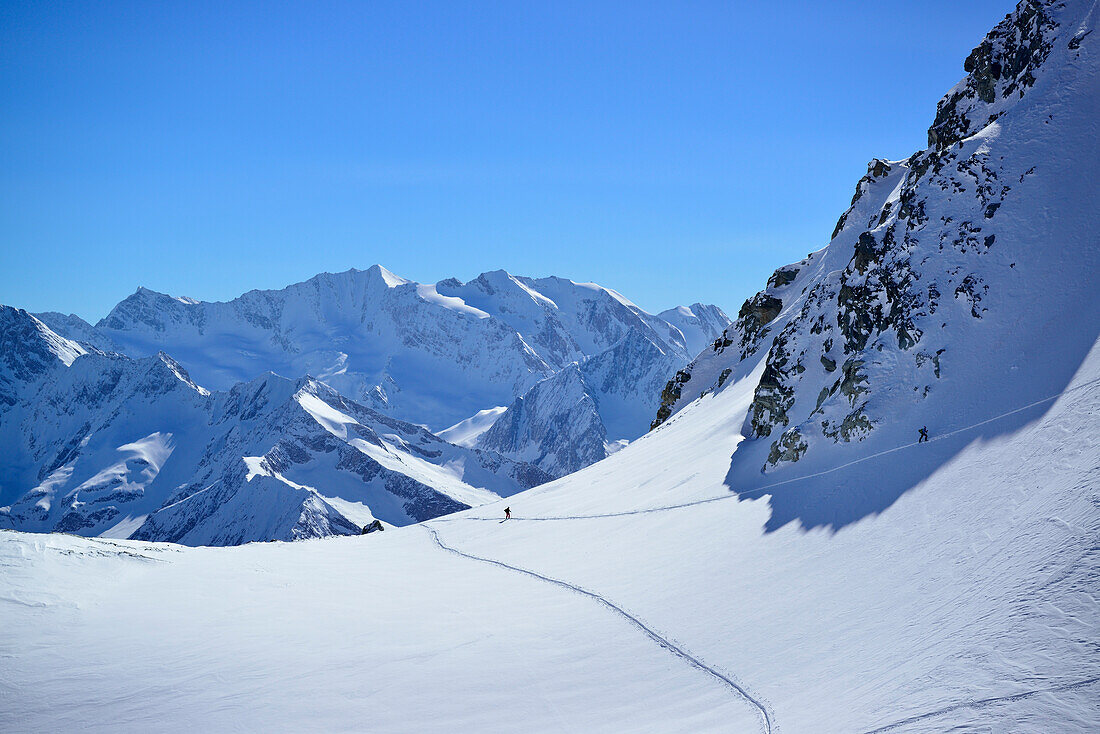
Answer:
top-left (1, 0), bottom-right (1016, 321)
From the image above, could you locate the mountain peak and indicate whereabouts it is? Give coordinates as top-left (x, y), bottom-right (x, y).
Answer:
top-left (365, 264), bottom-right (409, 288)
top-left (154, 351), bottom-right (210, 396)
top-left (0, 305), bottom-right (87, 376)
top-left (927, 0), bottom-right (1062, 150)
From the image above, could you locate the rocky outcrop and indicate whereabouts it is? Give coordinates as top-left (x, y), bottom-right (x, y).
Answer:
top-left (736, 294), bottom-right (784, 357)
top-left (767, 266), bottom-right (801, 290)
top-left (928, 0), bottom-right (1056, 149)
top-left (652, 369), bottom-right (691, 430)
top-left (740, 0), bottom-right (1072, 471)
top-left (653, 0), bottom-right (1088, 473)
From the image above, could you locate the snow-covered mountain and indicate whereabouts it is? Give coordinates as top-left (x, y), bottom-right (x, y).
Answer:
top-left (0, 307), bottom-right (549, 544)
top-left (3, 2), bottom-right (1097, 731)
top-left (7, 270), bottom-right (727, 544)
top-left (39, 268), bottom-right (729, 477)
top-left (477, 328), bottom-right (681, 476)
top-left (653, 0), bottom-right (1099, 522)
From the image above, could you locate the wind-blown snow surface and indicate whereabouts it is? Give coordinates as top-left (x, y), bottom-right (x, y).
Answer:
top-left (437, 405), bottom-right (508, 447)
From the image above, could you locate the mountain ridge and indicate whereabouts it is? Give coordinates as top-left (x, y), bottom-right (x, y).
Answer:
top-left (0, 306), bottom-right (551, 544)
top-left (651, 0), bottom-right (1098, 531)
top-left (38, 265), bottom-right (730, 477)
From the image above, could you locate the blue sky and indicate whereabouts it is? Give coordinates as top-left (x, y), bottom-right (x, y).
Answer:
top-left (1, 0), bottom-right (1016, 321)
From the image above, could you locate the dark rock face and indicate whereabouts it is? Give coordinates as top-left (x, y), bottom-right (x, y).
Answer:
top-left (766, 428), bottom-right (807, 468)
top-left (730, 0), bottom-right (1068, 471)
top-left (851, 232), bottom-right (881, 274)
top-left (651, 369), bottom-right (691, 430)
top-left (734, 294), bottom-right (784, 359)
top-left (928, 0), bottom-right (1056, 149)
top-left (821, 410), bottom-right (874, 444)
top-left (738, 294), bottom-right (783, 331)
top-left (869, 159), bottom-right (892, 178)
top-left (361, 519), bottom-right (385, 534)
top-left (767, 267), bottom-right (800, 290)
top-left (749, 333), bottom-right (797, 438)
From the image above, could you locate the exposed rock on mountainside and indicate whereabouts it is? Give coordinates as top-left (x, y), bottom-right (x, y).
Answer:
top-left (651, 368), bottom-right (692, 430)
top-left (652, 0), bottom-right (1098, 480)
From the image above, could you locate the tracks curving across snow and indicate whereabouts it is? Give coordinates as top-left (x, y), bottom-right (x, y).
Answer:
top-left (435, 493), bottom-right (734, 524)
top-left (440, 376), bottom-right (1100, 525)
top-left (423, 525), bottom-right (775, 734)
top-left (861, 676), bottom-right (1100, 733)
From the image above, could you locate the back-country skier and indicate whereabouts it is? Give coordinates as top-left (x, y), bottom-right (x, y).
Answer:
top-left (918, 426), bottom-right (929, 443)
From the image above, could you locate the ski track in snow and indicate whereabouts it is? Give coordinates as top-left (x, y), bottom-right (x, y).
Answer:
top-left (423, 525), bottom-right (774, 734)
top-left (861, 676), bottom-right (1100, 733)
top-left (441, 376), bottom-right (1100, 524)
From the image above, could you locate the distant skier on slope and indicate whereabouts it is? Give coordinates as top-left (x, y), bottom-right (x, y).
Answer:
top-left (919, 426), bottom-right (929, 443)
top-left (504, 507), bottom-right (511, 520)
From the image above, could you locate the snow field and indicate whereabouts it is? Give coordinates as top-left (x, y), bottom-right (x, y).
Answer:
top-left (1, 529), bottom-right (762, 733)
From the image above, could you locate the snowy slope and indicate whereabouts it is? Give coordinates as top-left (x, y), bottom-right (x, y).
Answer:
top-left (425, 331), bottom-right (1100, 732)
top-left (437, 405), bottom-right (508, 447)
top-left (0, 308), bottom-right (548, 544)
top-left (33, 311), bottom-right (119, 352)
top-left (653, 0), bottom-right (1100, 506)
top-left (2, 1), bottom-right (1097, 731)
top-left (2, 321), bottom-right (1096, 732)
